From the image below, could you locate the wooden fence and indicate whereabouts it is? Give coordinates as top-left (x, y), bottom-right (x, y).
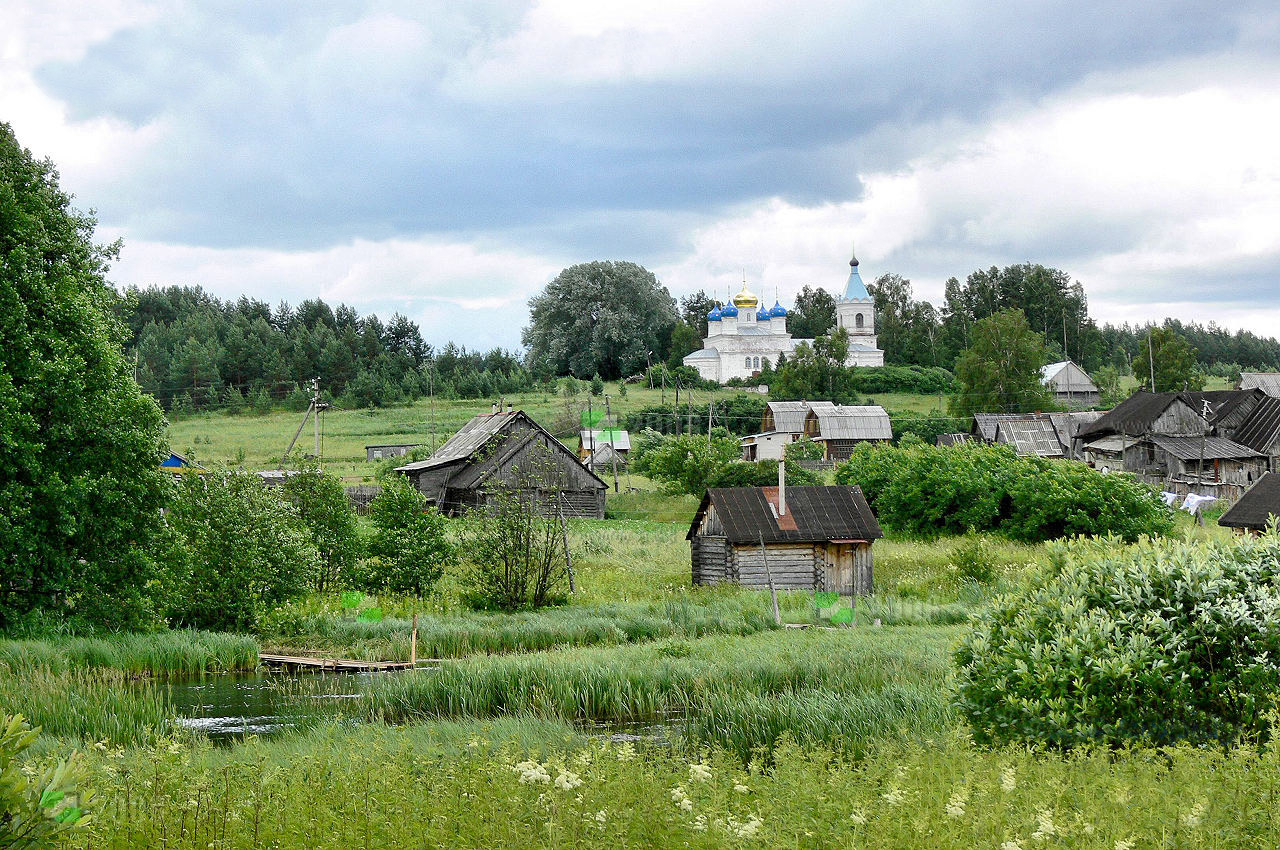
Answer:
top-left (345, 485), bottom-right (382, 515)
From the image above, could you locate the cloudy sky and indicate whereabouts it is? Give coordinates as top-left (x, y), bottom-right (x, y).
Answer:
top-left (4, 1), bottom-right (1279, 349)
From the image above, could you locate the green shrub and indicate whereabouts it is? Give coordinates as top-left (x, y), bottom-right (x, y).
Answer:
top-left (705, 460), bottom-right (822, 490)
top-left (835, 442), bottom-right (1173, 542)
top-left (955, 533), bottom-right (1280, 748)
top-left (280, 461), bottom-right (362, 592)
top-left (0, 715), bottom-right (92, 846)
top-left (630, 430), bottom-right (740, 495)
top-left (363, 478), bottom-right (455, 596)
top-left (164, 470), bottom-right (319, 631)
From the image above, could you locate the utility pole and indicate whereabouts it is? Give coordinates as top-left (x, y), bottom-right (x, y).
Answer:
top-left (1148, 328), bottom-right (1157, 392)
top-left (707, 394), bottom-right (714, 447)
top-left (311, 378), bottom-right (322, 461)
top-left (429, 369), bottom-right (437, 453)
top-left (587, 396), bottom-right (594, 466)
top-left (604, 394), bottom-right (619, 493)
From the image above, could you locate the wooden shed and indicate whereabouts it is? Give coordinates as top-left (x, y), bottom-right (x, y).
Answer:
top-left (687, 485), bottom-right (883, 595)
top-left (395, 410), bottom-right (607, 518)
top-left (1040, 360), bottom-right (1100, 408)
top-left (1218, 472), bottom-right (1280, 534)
top-left (802, 404), bottom-right (892, 461)
top-left (366, 443), bottom-right (421, 462)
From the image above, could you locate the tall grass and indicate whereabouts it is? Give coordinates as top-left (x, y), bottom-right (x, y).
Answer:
top-left (260, 595), bottom-right (779, 660)
top-left (0, 630), bottom-right (260, 675)
top-left (359, 627), bottom-right (957, 752)
top-left (0, 668), bottom-right (176, 745)
top-left (72, 720), bottom-right (1280, 848)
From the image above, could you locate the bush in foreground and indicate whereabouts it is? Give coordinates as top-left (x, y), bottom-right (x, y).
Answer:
top-left (955, 533), bottom-right (1280, 748)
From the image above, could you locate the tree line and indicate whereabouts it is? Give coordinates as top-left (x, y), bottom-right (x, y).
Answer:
top-left (117, 285), bottom-right (540, 414)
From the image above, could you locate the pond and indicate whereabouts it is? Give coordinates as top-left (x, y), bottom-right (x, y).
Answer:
top-left (161, 671), bottom-right (684, 743)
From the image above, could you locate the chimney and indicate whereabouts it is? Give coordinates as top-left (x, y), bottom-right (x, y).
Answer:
top-left (777, 459), bottom-right (786, 516)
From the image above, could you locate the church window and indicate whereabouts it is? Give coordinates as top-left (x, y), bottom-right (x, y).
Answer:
top-left (855, 313), bottom-right (864, 328)
top-left (745, 357), bottom-right (752, 368)
top-left (753, 357), bottom-right (760, 369)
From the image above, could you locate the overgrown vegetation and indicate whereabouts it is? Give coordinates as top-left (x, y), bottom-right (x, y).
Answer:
top-left (956, 532), bottom-right (1280, 748)
top-left (836, 442), bottom-right (1175, 542)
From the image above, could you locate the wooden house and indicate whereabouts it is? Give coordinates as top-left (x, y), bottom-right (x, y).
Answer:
top-left (160, 451), bottom-right (203, 476)
top-left (1232, 396), bottom-right (1280, 470)
top-left (395, 410), bottom-right (606, 518)
top-left (1040, 360), bottom-right (1100, 408)
top-left (1128, 435), bottom-right (1266, 487)
top-left (1239, 373), bottom-right (1280, 398)
top-left (366, 444), bottom-right (421, 462)
top-left (577, 429), bottom-right (630, 462)
top-left (686, 484), bottom-right (883, 595)
top-left (802, 404), bottom-right (892, 461)
top-left (742, 401), bottom-right (821, 460)
top-left (1218, 472), bottom-right (1280, 534)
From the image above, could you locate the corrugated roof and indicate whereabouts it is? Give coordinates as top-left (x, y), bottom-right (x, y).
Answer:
top-left (1219, 473), bottom-right (1280, 529)
top-left (998, 418), bottom-right (1065, 457)
top-left (396, 411), bottom-right (520, 472)
top-left (809, 405), bottom-right (892, 441)
top-left (766, 401), bottom-right (814, 433)
top-left (580, 429), bottom-right (631, 451)
top-left (687, 485), bottom-right (883, 544)
top-left (972, 413), bottom-right (1024, 442)
top-left (1240, 373), bottom-right (1280, 398)
top-left (1148, 434), bottom-right (1263, 461)
top-left (1048, 411), bottom-right (1104, 448)
top-left (1234, 396), bottom-right (1280, 453)
top-left (936, 433), bottom-right (972, 447)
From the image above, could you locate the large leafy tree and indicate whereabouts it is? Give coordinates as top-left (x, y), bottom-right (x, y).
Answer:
top-left (522, 261), bottom-right (678, 379)
top-left (1137, 326), bottom-right (1204, 392)
top-left (0, 123), bottom-right (171, 629)
top-left (770, 328), bottom-right (859, 403)
top-left (867, 273), bottom-right (943, 366)
top-left (950, 308), bottom-right (1053, 418)
top-left (786, 285), bottom-right (836, 340)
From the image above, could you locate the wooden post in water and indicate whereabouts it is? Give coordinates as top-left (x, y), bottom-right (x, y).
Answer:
top-left (759, 532), bottom-right (781, 626)
top-left (411, 612), bottom-right (418, 666)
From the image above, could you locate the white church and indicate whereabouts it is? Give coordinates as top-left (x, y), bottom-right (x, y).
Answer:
top-left (683, 249), bottom-right (885, 383)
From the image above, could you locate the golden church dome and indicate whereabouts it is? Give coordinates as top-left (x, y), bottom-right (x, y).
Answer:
top-left (730, 285), bottom-right (759, 310)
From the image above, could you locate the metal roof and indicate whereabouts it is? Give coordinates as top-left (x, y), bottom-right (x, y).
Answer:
top-left (1234, 396), bottom-right (1280, 453)
top-left (1239, 373), bottom-right (1280, 398)
top-left (808, 405), bottom-right (892, 440)
top-left (687, 485), bottom-right (883, 544)
top-left (1147, 434), bottom-right (1263, 461)
top-left (765, 401), bottom-right (813, 433)
top-left (1048, 411), bottom-right (1104, 448)
top-left (972, 413), bottom-right (1025, 442)
top-left (841, 251), bottom-right (870, 301)
top-left (684, 347), bottom-right (720, 360)
top-left (1219, 473), bottom-right (1280, 529)
top-left (579, 429), bottom-right (631, 451)
top-left (997, 418), bottom-right (1065, 457)
top-left (396, 411), bottom-right (522, 472)
top-left (936, 433), bottom-right (972, 447)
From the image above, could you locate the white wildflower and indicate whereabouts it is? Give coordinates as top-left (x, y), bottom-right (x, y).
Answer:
top-left (671, 785), bottom-right (693, 812)
top-left (1180, 801), bottom-right (1205, 828)
top-left (734, 783), bottom-right (750, 794)
top-left (1030, 809), bottom-right (1057, 840)
top-left (616, 742), bottom-right (637, 762)
top-left (689, 762), bottom-right (713, 782)
top-left (593, 809), bottom-right (608, 824)
top-left (880, 787), bottom-right (906, 806)
top-left (945, 790), bottom-right (968, 819)
top-left (1000, 766), bottom-right (1017, 792)
top-left (849, 810), bottom-right (868, 825)
top-left (1114, 840), bottom-right (1134, 850)
top-left (513, 760), bottom-right (551, 785)
top-left (1001, 841), bottom-right (1024, 850)
top-left (732, 814), bottom-right (757, 839)
top-left (554, 770), bottom-right (583, 791)
top-left (691, 814), bottom-right (707, 832)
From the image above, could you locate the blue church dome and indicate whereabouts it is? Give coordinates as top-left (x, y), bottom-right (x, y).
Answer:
top-left (756, 307), bottom-right (771, 322)
top-left (707, 305), bottom-right (722, 322)
top-left (769, 300), bottom-right (788, 318)
top-left (719, 301), bottom-right (739, 318)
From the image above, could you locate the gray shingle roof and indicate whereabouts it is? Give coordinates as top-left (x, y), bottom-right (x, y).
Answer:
top-left (1147, 434), bottom-right (1263, 461)
top-left (687, 486), bottom-right (883, 544)
top-left (765, 401), bottom-right (815, 433)
top-left (809, 405), bottom-right (892, 440)
top-left (1240, 373), bottom-right (1280, 398)
top-left (972, 413), bottom-right (1023, 442)
top-left (1218, 473), bottom-right (1280, 529)
top-left (1234, 396), bottom-right (1280, 454)
top-left (997, 418), bottom-right (1065, 457)
top-left (396, 411), bottom-right (522, 472)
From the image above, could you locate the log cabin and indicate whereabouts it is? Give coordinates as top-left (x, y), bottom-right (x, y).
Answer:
top-left (687, 477), bottom-right (883, 596)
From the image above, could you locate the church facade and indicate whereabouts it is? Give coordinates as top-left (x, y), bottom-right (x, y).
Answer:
top-left (683, 250), bottom-right (884, 383)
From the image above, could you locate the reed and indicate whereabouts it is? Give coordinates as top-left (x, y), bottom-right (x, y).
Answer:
top-left (0, 630), bottom-right (260, 676)
top-left (0, 668), bottom-right (176, 745)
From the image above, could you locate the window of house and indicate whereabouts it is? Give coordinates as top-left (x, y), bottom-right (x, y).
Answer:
top-left (373, 450), bottom-right (383, 460)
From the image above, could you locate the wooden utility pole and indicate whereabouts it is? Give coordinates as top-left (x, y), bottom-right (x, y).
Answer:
top-left (558, 496), bottom-right (575, 594)
top-left (759, 532), bottom-right (781, 626)
top-left (411, 612), bottom-right (418, 666)
top-left (1148, 328), bottom-right (1157, 391)
top-left (604, 394), bottom-right (619, 493)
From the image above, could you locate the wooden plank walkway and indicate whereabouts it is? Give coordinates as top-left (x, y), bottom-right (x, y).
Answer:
top-left (258, 653), bottom-right (415, 672)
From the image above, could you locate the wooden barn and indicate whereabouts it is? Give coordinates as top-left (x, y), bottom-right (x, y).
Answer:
top-left (802, 404), bottom-right (892, 461)
top-left (1040, 360), bottom-right (1100, 408)
top-left (1218, 472), bottom-right (1280, 534)
top-left (686, 483), bottom-right (883, 595)
top-left (366, 443), bottom-right (421, 462)
top-left (395, 410), bottom-right (607, 518)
